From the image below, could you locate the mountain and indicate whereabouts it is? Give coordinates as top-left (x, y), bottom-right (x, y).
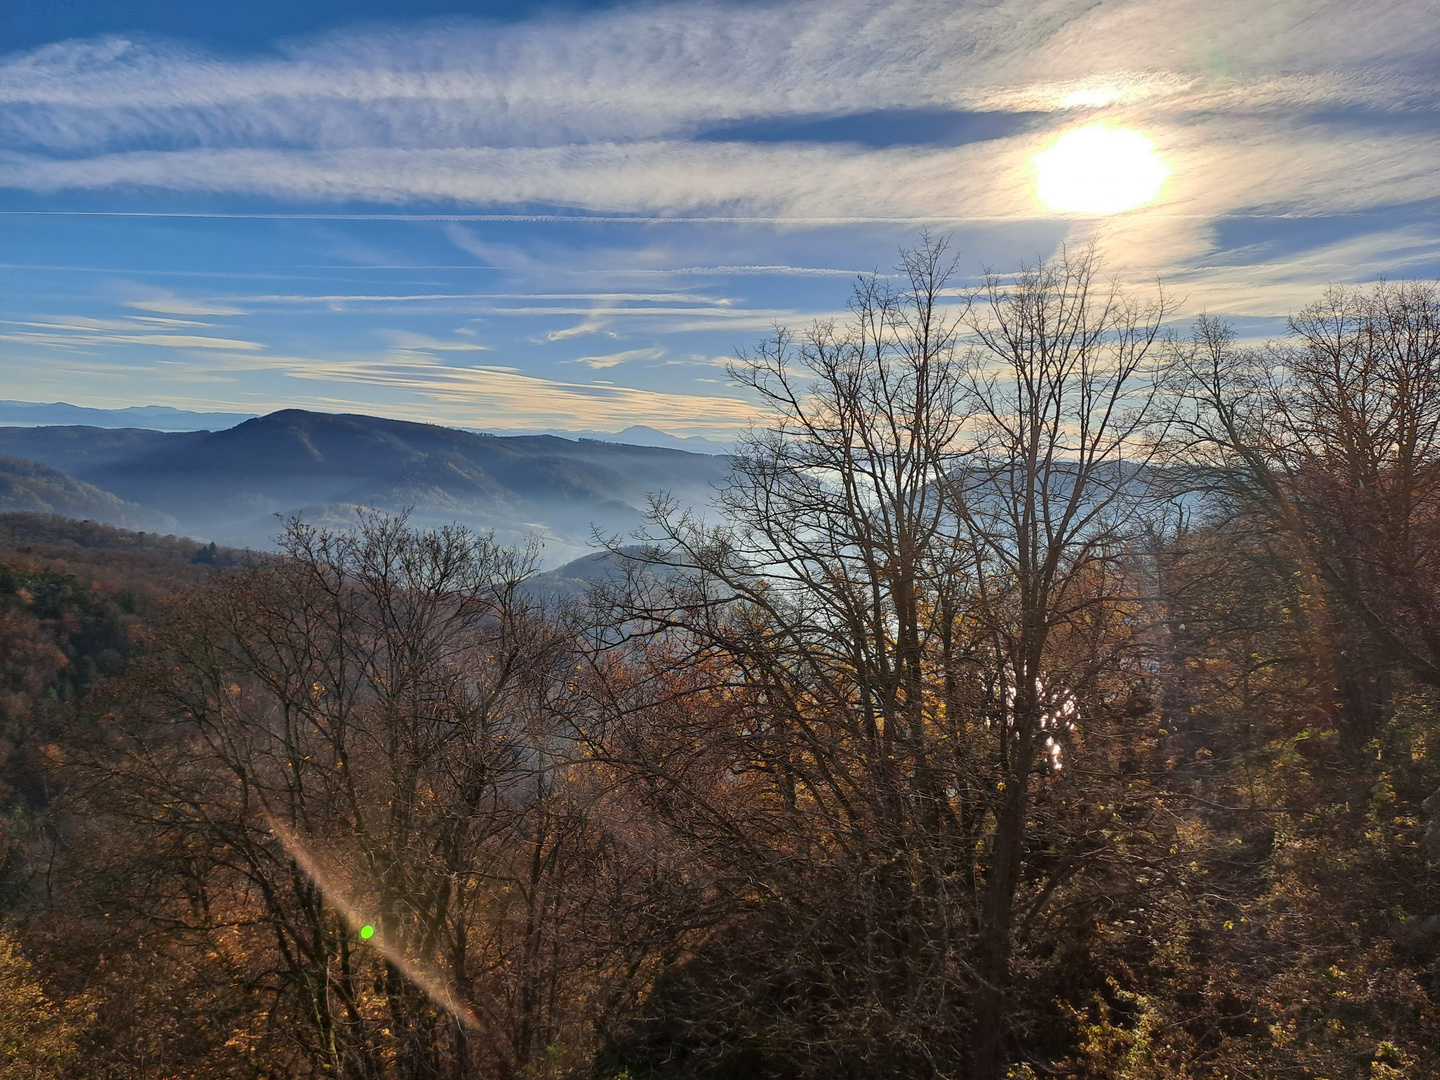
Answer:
top-left (0, 400), bottom-right (258, 431)
top-left (482, 424), bottom-right (731, 455)
top-left (609, 426), bottom-right (731, 454)
top-left (0, 455), bottom-right (172, 530)
top-left (0, 410), bottom-right (730, 563)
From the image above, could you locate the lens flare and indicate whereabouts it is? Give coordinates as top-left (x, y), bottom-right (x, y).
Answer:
top-left (263, 814), bottom-right (486, 1033)
top-left (1032, 123), bottom-right (1171, 214)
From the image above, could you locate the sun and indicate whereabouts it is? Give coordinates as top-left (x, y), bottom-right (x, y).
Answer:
top-left (1032, 123), bottom-right (1171, 214)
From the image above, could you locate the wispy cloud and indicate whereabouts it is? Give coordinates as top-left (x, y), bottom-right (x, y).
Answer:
top-left (0, 329), bottom-right (265, 350)
top-left (4, 2), bottom-right (1436, 148)
top-left (545, 315), bottom-right (617, 343)
top-left (217, 290), bottom-right (736, 306)
top-left (380, 330), bottom-right (490, 351)
top-left (2, 0), bottom-right (1436, 238)
top-left (570, 347), bottom-right (665, 369)
top-left (124, 314), bottom-right (215, 327)
top-left (7, 315), bottom-right (212, 331)
top-left (1168, 223), bottom-right (1440, 319)
top-left (124, 293), bottom-right (246, 316)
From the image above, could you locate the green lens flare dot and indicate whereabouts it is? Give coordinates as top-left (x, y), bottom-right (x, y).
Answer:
top-left (360, 925), bottom-right (375, 940)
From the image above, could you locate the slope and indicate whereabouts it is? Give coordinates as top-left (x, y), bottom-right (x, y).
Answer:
top-left (0, 456), bottom-right (171, 531)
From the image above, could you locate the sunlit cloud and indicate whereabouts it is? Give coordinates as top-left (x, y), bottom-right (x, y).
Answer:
top-left (271, 350), bottom-right (757, 433)
top-left (0, 340), bottom-right (758, 434)
top-left (1060, 88), bottom-right (1126, 108)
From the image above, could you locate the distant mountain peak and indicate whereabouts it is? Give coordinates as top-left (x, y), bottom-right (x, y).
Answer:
top-left (478, 423), bottom-right (731, 455)
top-left (0, 399), bottom-right (257, 432)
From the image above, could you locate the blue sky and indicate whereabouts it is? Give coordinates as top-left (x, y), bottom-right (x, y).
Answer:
top-left (3, 0), bottom-right (1439, 437)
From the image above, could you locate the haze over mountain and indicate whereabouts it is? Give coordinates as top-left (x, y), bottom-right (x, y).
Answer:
top-left (0, 410), bottom-right (729, 563)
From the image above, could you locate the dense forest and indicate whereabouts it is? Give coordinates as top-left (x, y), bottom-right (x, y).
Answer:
top-left (3, 239), bottom-right (1439, 1079)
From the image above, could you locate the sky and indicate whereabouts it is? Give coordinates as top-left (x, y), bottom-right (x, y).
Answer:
top-left (2, 0), bottom-right (1439, 438)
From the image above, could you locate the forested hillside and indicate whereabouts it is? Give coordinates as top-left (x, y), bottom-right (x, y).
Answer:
top-left (2, 243), bottom-right (1439, 1079)
top-left (0, 457), bottom-right (168, 530)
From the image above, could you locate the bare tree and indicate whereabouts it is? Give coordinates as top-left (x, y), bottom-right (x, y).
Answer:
top-left (590, 237), bottom-right (1172, 1079)
top-left (1172, 281), bottom-right (1440, 744)
top-left (94, 514), bottom-right (663, 1079)
top-left (954, 241), bottom-right (1173, 1076)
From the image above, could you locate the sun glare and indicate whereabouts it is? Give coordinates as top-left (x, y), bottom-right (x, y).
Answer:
top-left (1032, 123), bottom-right (1171, 214)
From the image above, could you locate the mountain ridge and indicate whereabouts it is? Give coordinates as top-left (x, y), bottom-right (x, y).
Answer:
top-left (0, 400), bottom-right (732, 452)
top-left (0, 410), bottom-right (729, 564)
